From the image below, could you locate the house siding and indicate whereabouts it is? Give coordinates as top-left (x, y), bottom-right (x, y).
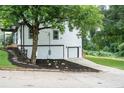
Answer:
top-left (16, 24), bottom-right (82, 59)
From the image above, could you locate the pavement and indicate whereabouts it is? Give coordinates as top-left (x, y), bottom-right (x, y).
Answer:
top-left (0, 70), bottom-right (124, 88)
top-left (0, 58), bottom-right (124, 88)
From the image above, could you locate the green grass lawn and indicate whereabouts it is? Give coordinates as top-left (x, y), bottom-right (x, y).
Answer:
top-left (85, 55), bottom-right (124, 70)
top-left (0, 50), bottom-right (16, 68)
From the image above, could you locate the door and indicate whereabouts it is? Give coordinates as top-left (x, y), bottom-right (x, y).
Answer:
top-left (67, 47), bottom-right (79, 58)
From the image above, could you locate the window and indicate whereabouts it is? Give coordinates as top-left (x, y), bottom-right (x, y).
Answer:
top-left (28, 30), bottom-right (33, 39)
top-left (53, 30), bottom-right (59, 40)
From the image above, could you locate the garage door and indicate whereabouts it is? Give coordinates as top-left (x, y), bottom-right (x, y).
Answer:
top-left (67, 47), bottom-right (79, 58)
top-left (37, 45), bottom-right (64, 59)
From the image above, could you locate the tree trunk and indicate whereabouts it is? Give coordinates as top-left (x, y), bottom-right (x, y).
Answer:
top-left (31, 26), bottom-right (39, 64)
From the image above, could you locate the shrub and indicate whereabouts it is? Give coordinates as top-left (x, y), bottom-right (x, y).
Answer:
top-left (85, 50), bottom-right (99, 56)
top-left (109, 43), bottom-right (119, 53)
top-left (103, 46), bottom-right (110, 52)
top-left (84, 42), bottom-right (98, 51)
top-left (84, 50), bottom-right (114, 57)
top-left (118, 43), bottom-right (124, 51)
top-left (115, 51), bottom-right (124, 57)
top-left (98, 51), bottom-right (114, 56)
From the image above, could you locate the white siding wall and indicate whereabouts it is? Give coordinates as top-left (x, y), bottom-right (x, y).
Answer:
top-left (24, 26), bottom-right (32, 45)
top-left (17, 25), bottom-right (82, 59)
top-left (37, 46), bottom-right (64, 59)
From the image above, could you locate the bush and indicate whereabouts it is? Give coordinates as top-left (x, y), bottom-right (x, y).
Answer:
top-left (98, 51), bottom-right (114, 56)
top-left (118, 43), bottom-right (124, 51)
top-left (84, 50), bottom-right (99, 56)
top-left (84, 41), bottom-right (98, 51)
top-left (109, 43), bottom-right (119, 53)
top-left (84, 50), bottom-right (114, 57)
top-left (103, 46), bottom-right (110, 52)
top-left (115, 51), bottom-right (124, 57)
top-left (114, 43), bottom-right (124, 57)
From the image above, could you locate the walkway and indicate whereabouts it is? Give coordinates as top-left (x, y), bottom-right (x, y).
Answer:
top-left (66, 58), bottom-right (124, 75)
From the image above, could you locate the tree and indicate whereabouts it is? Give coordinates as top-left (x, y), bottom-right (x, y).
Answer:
top-left (103, 5), bottom-right (124, 44)
top-left (92, 5), bottom-right (124, 52)
top-left (0, 5), bottom-right (103, 64)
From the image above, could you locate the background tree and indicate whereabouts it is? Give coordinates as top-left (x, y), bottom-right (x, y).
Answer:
top-left (0, 5), bottom-right (103, 64)
top-left (93, 6), bottom-right (124, 52)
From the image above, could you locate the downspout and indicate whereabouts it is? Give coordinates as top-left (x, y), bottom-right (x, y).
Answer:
top-left (20, 25), bottom-right (22, 51)
top-left (48, 32), bottom-right (51, 56)
top-left (22, 24), bottom-right (25, 49)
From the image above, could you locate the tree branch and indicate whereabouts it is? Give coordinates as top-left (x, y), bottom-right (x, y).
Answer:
top-left (19, 13), bottom-right (32, 29)
top-left (38, 26), bottom-right (52, 30)
top-left (23, 18), bottom-right (32, 29)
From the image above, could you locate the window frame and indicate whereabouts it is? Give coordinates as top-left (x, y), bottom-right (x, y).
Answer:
top-left (28, 30), bottom-right (33, 39)
top-left (53, 30), bottom-right (59, 40)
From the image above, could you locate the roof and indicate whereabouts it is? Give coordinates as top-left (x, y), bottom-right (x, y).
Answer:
top-left (1, 28), bottom-right (13, 32)
top-left (0, 22), bottom-right (22, 32)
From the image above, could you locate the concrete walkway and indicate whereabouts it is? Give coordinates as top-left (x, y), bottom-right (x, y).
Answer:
top-left (66, 58), bottom-right (124, 75)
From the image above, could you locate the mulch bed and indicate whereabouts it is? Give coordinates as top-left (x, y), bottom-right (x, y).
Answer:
top-left (36, 59), bottom-right (99, 72)
top-left (6, 48), bottom-right (100, 72)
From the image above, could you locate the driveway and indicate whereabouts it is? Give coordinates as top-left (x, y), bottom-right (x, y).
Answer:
top-left (0, 70), bottom-right (124, 88)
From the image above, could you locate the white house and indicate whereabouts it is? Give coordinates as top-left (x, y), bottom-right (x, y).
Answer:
top-left (12, 24), bottom-right (82, 60)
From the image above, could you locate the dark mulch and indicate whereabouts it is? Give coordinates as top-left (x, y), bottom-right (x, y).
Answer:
top-left (36, 59), bottom-right (99, 72)
top-left (7, 47), bottom-right (100, 72)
